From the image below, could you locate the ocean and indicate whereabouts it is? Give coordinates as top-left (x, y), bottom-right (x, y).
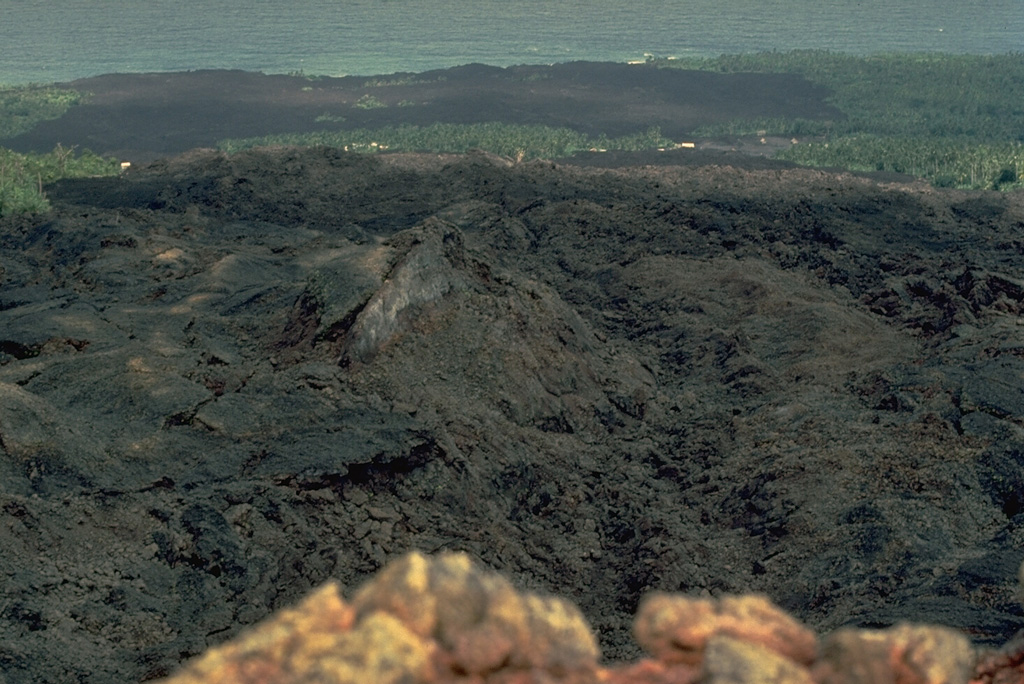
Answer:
top-left (1, 0), bottom-right (1022, 85)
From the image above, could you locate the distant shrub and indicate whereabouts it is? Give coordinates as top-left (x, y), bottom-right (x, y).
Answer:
top-left (0, 84), bottom-right (84, 139)
top-left (993, 166), bottom-right (1018, 189)
top-left (0, 144), bottom-right (120, 217)
top-left (353, 94), bottom-right (387, 109)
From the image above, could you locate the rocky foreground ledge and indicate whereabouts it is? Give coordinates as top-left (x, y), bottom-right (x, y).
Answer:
top-left (159, 550), bottom-right (1014, 684)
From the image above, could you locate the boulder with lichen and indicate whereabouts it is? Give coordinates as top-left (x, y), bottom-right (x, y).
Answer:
top-left (156, 550), bottom-right (990, 684)
top-left (633, 593), bottom-right (818, 667)
top-left (813, 623), bottom-right (974, 684)
top-left (157, 550), bottom-right (599, 684)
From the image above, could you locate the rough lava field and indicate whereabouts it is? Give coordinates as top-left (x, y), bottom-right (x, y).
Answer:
top-left (1, 65), bottom-right (1024, 683)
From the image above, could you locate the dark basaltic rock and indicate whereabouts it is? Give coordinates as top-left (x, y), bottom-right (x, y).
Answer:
top-left (0, 63), bottom-right (844, 163)
top-left (2, 147), bottom-right (1024, 684)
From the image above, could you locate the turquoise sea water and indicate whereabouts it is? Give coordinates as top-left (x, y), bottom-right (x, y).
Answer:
top-left (1, 0), bottom-right (1022, 84)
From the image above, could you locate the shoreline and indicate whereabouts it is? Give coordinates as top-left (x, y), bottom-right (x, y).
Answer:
top-left (4, 48), bottom-right (1024, 88)
top-left (1, 62), bottom-right (843, 164)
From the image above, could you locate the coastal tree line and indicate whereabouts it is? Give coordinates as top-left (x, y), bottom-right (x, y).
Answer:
top-left (217, 122), bottom-right (673, 160)
top-left (663, 51), bottom-right (1024, 189)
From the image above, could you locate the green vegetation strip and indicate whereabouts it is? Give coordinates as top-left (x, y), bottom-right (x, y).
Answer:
top-left (0, 83), bottom-right (83, 139)
top-left (0, 145), bottom-right (121, 217)
top-left (658, 51), bottom-right (1024, 190)
top-left (0, 83), bottom-right (124, 217)
top-left (218, 122), bottom-right (673, 160)
top-left (778, 135), bottom-right (1024, 189)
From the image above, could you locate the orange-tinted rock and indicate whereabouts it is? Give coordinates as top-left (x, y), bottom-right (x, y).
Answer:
top-left (351, 550), bottom-right (599, 678)
top-left (599, 659), bottom-right (700, 684)
top-left (971, 631), bottom-right (1024, 684)
top-left (520, 593), bottom-right (602, 674)
top-left (155, 552), bottom-right (994, 684)
top-left (815, 623), bottom-right (974, 684)
top-left (157, 581), bottom-right (369, 684)
top-left (307, 611), bottom-right (435, 683)
top-left (156, 551), bottom-right (601, 684)
top-left (701, 635), bottom-right (814, 684)
top-left (633, 593), bottom-right (817, 666)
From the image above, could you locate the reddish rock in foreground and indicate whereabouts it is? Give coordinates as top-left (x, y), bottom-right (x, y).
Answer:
top-left (972, 631), bottom-right (1024, 684)
top-left (157, 550), bottom-right (992, 684)
top-left (633, 592), bottom-right (818, 666)
top-left (159, 551), bottom-right (599, 684)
